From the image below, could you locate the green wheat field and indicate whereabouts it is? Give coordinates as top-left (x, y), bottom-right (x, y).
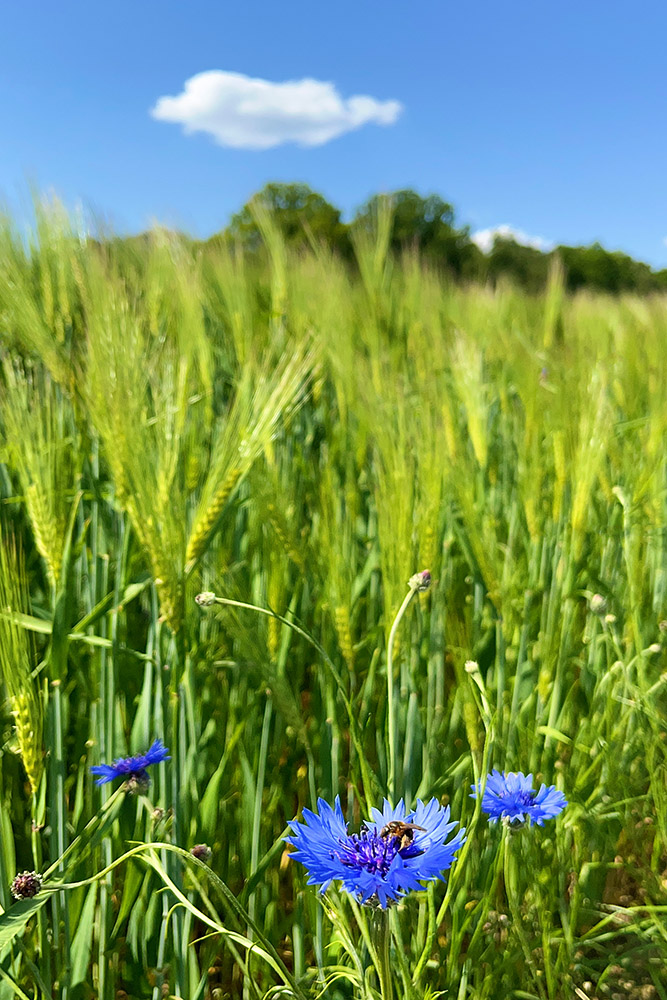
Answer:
top-left (0, 199), bottom-right (666, 1000)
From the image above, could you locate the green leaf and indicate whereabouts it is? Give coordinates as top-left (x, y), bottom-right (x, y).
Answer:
top-left (111, 860), bottom-right (145, 938)
top-left (199, 721), bottom-right (244, 830)
top-left (49, 491), bottom-right (84, 677)
top-left (536, 725), bottom-right (572, 745)
top-left (70, 882), bottom-right (98, 986)
top-left (0, 966), bottom-right (33, 1000)
top-left (70, 573), bottom-right (151, 634)
top-left (0, 894), bottom-right (51, 957)
top-left (0, 611), bottom-right (52, 635)
top-left (240, 829), bottom-right (289, 903)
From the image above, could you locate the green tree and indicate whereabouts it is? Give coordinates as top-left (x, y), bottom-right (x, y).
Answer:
top-left (352, 189), bottom-right (479, 277)
top-left (558, 242), bottom-right (658, 294)
top-left (485, 237), bottom-right (551, 292)
top-left (217, 182), bottom-right (352, 257)
top-left (654, 268), bottom-right (667, 290)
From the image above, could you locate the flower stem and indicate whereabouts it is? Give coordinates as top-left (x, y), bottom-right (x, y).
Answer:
top-left (387, 582), bottom-right (419, 802)
top-left (51, 679), bottom-right (71, 1000)
top-left (503, 829), bottom-right (547, 1000)
top-left (375, 911), bottom-right (394, 1000)
top-left (30, 801), bottom-right (51, 998)
top-left (411, 882), bottom-right (436, 986)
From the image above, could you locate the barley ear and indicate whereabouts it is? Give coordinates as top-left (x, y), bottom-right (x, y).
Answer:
top-left (185, 468), bottom-right (242, 572)
top-left (0, 534), bottom-right (44, 796)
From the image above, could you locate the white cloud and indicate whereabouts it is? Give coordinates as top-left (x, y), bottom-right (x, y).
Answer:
top-left (150, 70), bottom-right (403, 150)
top-left (472, 224), bottom-right (553, 254)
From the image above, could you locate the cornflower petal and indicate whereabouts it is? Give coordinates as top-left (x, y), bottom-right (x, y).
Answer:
top-left (412, 799), bottom-right (460, 848)
top-left (531, 783), bottom-right (569, 825)
top-left (368, 798), bottom-right (408, 831)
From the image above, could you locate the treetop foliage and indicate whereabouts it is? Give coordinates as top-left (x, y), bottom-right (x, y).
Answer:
top-left (203, 182), bottom-right (667, 295)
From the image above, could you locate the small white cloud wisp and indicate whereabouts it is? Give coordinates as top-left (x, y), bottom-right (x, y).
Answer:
top-left (472, 224), bottom-right (553, 254)
top-left (150, 70), bottom-right (403, 150)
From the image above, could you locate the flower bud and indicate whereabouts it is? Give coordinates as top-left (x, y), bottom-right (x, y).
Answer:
top-left (589, 594), bottom-right (607, 615)
top-left (125, 771), bottom-right (150, 796)
top-left (408, 570), bottom-right (432, 593)
top-left (502, 814), bottom-right (527, 831)
top-left (11, 870), bottom-right (42, 900)
top-left (190, 844), bottom-right (212, 863)
top-left (195, 591), bottom-right (217, 607)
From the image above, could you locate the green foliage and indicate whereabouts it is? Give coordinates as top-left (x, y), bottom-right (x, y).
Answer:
top-left (0, 201), bottom-right (665, 998)
top-left (221, 182), bottom-right (353, 258)
top-left (556, 241), bottom-right (665, 294)
top-left (352, 189), bottom-right (482, 279)
top-left (484, 237), bottom-right (551, 292)
top-left (201, 183), bottom-right (667, 296)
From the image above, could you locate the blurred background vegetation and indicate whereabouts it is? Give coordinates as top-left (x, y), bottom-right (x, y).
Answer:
top-left (195, 182), bottom-right (667, 295)
top-left (0, 195), bottom-right (665, 999)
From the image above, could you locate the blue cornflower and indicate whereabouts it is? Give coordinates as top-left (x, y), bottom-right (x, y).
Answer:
top-left (471, 769), bottom-right (567, 827)
top-left (286, 796), bottom-right (465, 908)
top-left (90, 739), bottom-right (170, 789)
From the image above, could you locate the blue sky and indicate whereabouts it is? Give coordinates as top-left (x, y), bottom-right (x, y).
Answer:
top-left (2, 0), bottom-right (666, 264)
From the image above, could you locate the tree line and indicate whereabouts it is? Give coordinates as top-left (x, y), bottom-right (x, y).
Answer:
top-left (200, 183), bottom-right (667, 295)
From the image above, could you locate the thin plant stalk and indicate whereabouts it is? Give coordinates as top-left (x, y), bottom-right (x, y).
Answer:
top-left (31, 790), bottom-right (51, 997)
top-left (245, 696), bottom-right (273, 1000)
top-left (50, 678), bottom-right (71, 1000)
top-left (503, 829), bottom-right (547, 1000)
top-left (374, 911), bottom-right (393, 1000)
top-left (386, 579), bottom-right (419, 802)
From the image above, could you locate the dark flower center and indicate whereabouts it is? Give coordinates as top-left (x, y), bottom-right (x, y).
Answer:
top-left (332, 828), bottom-right (422, 878)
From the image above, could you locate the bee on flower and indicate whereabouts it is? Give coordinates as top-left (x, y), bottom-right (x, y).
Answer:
top-left (286, 796), bottom-right (465, 908)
